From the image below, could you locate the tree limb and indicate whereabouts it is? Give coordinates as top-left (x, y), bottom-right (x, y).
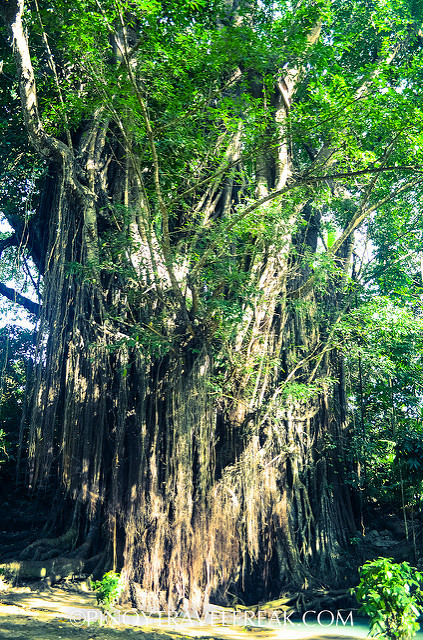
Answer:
top-left (0, 282), bottom-right (41, 315)
top-left (33, 0), bottom-right (73, 150)
top-left (95, 0), bottom-right (194, 332)
top-left (290, 176), bottom-right (423, 300)
top-left (189, 164), bottom-right (423, 281)
top-left (0, 0), bottom-right (71, 165)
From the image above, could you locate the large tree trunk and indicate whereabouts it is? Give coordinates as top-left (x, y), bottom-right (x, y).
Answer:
top-left (21, 155), bottom-right (356, 608)
top-left (0, 0), bottom-right (361, 610)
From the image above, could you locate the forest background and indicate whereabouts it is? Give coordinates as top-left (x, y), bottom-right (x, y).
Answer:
top-left (0, 0), bottom-right (423, 611)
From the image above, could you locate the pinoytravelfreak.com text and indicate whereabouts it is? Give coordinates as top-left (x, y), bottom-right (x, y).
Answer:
top-left (68, 608), bottom-right (354, 628)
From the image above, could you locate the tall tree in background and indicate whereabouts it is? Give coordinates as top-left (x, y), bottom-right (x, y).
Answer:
top-left (0, 0), bottom-right (423, 607)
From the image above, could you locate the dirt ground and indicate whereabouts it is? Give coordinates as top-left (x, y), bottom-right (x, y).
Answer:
top-left (0, 584), bottom-right (364, 640)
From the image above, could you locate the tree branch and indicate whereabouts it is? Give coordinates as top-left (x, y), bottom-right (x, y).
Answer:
top-left (0, 282), bottom-right (40, 315)
top-left (0, 234), bottom-right (41, 314)
top-left (33, 0), bottom-right (73, 150)
top-left (290, 176), bottom-right (423, 300)
top-left (189, 164), bottom-right (423, 281)
top-left (0, 0), bottom-right (70, 164)
top-left (95, 0), bottom-right (194, 332)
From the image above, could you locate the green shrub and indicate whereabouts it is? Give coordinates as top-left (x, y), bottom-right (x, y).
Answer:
top-left (92, 571), bottom-right (124, 613)
top-left (354, 557), bottom-right (423, 640)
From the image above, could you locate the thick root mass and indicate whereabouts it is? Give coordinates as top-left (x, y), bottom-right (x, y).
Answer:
top-left (0, 557), bottom-right (85, 584)
top-left (18, 528), bottom-right (78, 560)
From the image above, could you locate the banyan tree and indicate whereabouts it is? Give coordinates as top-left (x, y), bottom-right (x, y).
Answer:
top-left (0, 0), bottom-right (423, 609)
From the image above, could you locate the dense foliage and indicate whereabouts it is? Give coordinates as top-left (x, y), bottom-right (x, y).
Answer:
top-left (0, 325), bottom-right (34, 469)
top-left (341, 300), bottom-right (423, 504)
top-left (92, 571), bottom-right (125, 614)
top-left (356, 557), bottom-right (423, 640)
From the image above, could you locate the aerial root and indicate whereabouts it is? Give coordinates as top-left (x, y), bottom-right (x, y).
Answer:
top-left (19, 527), bottom-right (78, 560)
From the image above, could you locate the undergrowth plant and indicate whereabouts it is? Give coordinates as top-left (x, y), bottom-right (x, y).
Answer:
top-left (354, 557), bottom-right (423, 640)
top-left (92, 571), bottom-right (124, 614)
